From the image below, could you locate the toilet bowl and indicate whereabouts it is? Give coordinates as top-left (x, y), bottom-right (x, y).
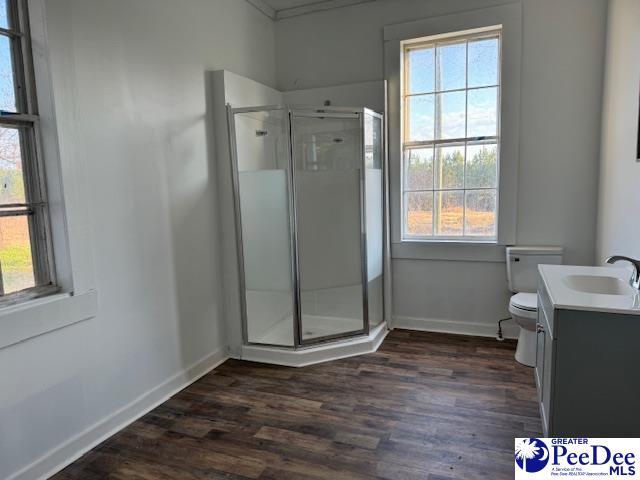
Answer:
top-left (505, 246), bottom-right (563, 368)
top-left (508, 292), bottom-right (538, 367)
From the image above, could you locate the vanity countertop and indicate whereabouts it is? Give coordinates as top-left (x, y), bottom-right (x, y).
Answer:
top-left (538, 264), bottom-right (640, 315)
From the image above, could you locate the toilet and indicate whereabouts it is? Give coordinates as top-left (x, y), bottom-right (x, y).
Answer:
top-left (506, 246), bottom-right (563, 366)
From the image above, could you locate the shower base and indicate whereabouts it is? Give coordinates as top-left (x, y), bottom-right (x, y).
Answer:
top-left (256, 315), bottom-right (365, 345)
top-left (241, 321), bottom-right (389, 367)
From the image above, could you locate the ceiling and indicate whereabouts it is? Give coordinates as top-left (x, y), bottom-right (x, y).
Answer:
top-left (251, 0), bottom-right (377, 19)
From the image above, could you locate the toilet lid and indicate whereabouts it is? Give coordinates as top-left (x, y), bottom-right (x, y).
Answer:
top-left (510, 292), bottom-right (538, 311)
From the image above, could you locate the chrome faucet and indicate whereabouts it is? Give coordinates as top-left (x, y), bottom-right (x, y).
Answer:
top-left (605, 256), bottom-right (640, 289)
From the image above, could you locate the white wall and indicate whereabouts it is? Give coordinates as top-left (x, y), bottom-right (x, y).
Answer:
top-left (596, 0), bottom-right (640, 263)
top-left (0, 2), bottom-right (276, 479)
top-left (283, 80), bottom-right (384, 111)
top-left (276, 0), bottom-right (607, 336)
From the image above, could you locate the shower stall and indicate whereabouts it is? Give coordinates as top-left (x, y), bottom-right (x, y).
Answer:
top-left (227, 105), bottom-right (386, 354)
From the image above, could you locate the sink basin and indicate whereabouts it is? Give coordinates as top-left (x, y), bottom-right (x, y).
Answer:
top-left (563, 274), bottom-right (635, 296)
top-left (539, 265), bottom-right (640, 315)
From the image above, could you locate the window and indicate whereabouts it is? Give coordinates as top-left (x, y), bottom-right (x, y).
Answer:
top-left (402, 27), bottom-right (501, 241)
top-left (0, 0), bottom-right (54, 301)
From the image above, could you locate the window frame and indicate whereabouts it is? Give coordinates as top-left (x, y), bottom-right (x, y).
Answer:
top-left (0, 0), bottom-right (55, 304)
top-left (400, 27), bottom-right (502, 243)
top-left (384, 4), bottom-right (522, 260)
top-left (0, 0), bottom-right (97, 351)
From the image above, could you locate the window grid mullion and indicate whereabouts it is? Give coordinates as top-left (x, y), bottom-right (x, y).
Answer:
top-left (405, 83), bottom-right (500, 98)
top-left (0, 27), bottom-right (21, 38)
top-left (404, 187), bottom-right (497, 193)
top-left (0, 207), bottom-right (33, 217)
top-left (430, 145), bottom-right (435, 235)
top-left (431, 44), bottom-right (436, 238)
top-left (462, 39), bottom-right (469, 236)
top-left (463, 142), bottom-right (468, 235)
top-left (404, 136), bottom-right (498, 149)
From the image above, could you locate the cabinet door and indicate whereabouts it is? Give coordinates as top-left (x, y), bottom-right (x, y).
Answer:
top-left (535, 305), bottom-right (554, 435)
top-left (535, 308), bottom-right (545, 399)
top-left (542, 324), bottom-right (554, 433)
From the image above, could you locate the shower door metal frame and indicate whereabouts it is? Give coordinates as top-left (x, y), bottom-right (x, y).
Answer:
top-left (227, 105), bottom-right (384, 350)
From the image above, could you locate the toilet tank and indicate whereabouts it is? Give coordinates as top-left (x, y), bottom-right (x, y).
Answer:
top-left (506, 246), bottom-right (563, 293)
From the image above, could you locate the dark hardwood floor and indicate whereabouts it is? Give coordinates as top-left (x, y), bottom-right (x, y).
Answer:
top-left (53, 330), bottom-right (540, 480)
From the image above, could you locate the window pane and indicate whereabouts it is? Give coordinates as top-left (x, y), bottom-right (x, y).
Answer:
top-left (0, 215), bottom-right (35, 293)
top-left (408, 47), bottom-right (434, 94)
top-left (406, 192), bottom-right (433, 236)
top-left (436, 41), bottom-right (466, 91)
top-left (435, 145), bottom-right (464, 189)
top-left (465, 190), bottom-right (497, 237)
top-left (435, 190), bottom-right (463, 236)
top-left (0, 35), bottom-right (16, 112)
top-left (435, 91), bottom-right (465, 140)
top-left (0, 0), bottom-right (8, 30)
top-left (407, 94), bottom-right (434, 141)
top-left (405, 148), bottom-right (433, 190)
top-left (465, 143), bottom-right (497, 189)
top-left (468, 37), bottom-right (499, 88)
top-left (467, 87), bottom-right (498, 137)
top-left (0, 126), bottom-right (25, 203)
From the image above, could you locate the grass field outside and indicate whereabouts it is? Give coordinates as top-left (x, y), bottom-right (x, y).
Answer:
top-left (408, 207), bottom-right (495, 237)
top-left (0, 216), bottom-right (35, 293)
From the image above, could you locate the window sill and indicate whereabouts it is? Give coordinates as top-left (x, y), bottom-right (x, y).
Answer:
top-left (401, 237), bottom-right (498, 245)
top-left (392, 241), bottom-right (506, 262)
top-left (0, 284), bottom-right (61, 308)
top-left (0, 289), bottom-right (98, 350)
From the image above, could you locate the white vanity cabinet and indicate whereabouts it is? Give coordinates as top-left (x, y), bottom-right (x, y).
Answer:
top-left (535, 265), bottom-right (640, 437)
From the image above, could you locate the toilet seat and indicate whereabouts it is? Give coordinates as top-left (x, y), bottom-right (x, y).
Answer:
top-left (509, 293), bottom-right (538, 320)
top-left (510, 292), bottom-right (537, 311)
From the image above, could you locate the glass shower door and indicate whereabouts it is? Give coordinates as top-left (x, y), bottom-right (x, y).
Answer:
top-left (364, 110), bottom-right (384, 328)
top-left (291, 112), bottom-right (367, 344)
top-left (232, 108), bottom-right (296, 347)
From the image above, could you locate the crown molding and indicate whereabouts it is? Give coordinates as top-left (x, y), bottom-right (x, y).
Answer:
top-left (245, 0), bottom-right (277, 20)
top-left (244, 0), bottom-right (377, 21)
top-left (276, 0), bottom-right (377, 20)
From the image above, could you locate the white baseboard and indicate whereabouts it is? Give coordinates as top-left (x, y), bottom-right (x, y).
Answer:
top-left (392, 315), bottom-right (520, 340)
top-left (9, 347), bottom-right (228, 480)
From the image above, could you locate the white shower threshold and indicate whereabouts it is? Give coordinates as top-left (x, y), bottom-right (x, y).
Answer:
top-left (240, 321), bottom-right (389, 367)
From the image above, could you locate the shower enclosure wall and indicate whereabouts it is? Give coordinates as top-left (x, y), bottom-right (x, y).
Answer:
top-left (228, 105), bottom-right (385, 351)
